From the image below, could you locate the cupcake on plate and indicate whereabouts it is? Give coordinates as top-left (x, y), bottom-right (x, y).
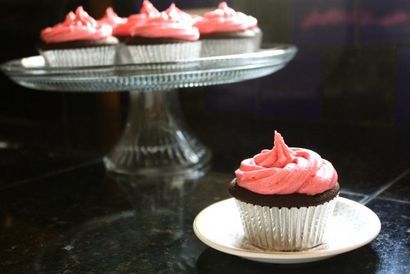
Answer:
top-left (229, 131), bottom-right (340, 251)
top-left (39, 6), bottom-right (118, 67)
top-left (124, 3), bottom-right (201, 63)
top-left (195, 2), bottom-right (262, 57)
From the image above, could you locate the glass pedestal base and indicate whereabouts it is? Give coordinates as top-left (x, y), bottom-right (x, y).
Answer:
top-left (104, 90), bottom-right (211, 177)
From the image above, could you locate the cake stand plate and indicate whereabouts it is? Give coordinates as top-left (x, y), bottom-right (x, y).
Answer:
top-left (193, 197), bottom-right (381, 264)
top-left (1, 45), bottom-right (297, 177)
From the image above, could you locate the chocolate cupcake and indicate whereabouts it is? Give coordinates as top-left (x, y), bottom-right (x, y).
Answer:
top-left (39, 6), bottom-right (118, 67)
top-left (230, 131), bottom-right (339, 251)
top-left (123, 2), bottom-right (201, 64)
top-left (195, 2), bottom-right (262, 57)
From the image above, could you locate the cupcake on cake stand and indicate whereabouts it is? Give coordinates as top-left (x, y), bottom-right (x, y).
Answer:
top-left (1, 45), bottom-right (296, 177)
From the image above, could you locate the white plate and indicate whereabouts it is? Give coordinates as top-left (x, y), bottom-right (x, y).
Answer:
top-left (193, 197), bottom-right (381, 264)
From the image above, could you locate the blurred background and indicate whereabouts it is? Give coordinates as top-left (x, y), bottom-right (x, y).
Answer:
top-left (0, 0), bottom-right (409, 153)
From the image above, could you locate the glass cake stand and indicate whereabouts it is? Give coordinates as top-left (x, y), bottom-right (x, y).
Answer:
top-left (1, 44), bottom-right (297, 177)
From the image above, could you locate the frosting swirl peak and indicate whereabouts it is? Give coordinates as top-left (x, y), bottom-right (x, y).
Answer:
top-left (41, 6), bottom-right (112, 43)
top-left (98, 7), bottom-right (127, 28)
top-left (139, 0), bottom-right (161, 18)
top-left (195, 2), bottom-right (257, 34)
top-left (131, 3), bottom-right (199, 41)
top-left (235, 131), bottom-right (338, 195)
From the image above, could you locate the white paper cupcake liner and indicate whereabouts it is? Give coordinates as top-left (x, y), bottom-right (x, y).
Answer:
top-left (123, 41), bottom-right (201, 64)
top-left (200, 37), bottom-right (260, 57)
top-left (40, 46), bottom-right (117, 67)
top-left (116, 44), bottom-right (132, 64)
top-left (235, 196), bottom-right (338, 251)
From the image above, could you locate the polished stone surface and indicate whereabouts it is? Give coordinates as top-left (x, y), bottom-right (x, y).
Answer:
top-left (364, 198), bottom-right (410, 274)
top-left (0, 115), bottom-right (409, 274)
top-left (380, 173), bottom-right (410, 202)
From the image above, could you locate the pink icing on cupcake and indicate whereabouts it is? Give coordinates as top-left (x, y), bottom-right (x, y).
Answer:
top-left (235, 131), bottom-right (338, 195)
top-left (167, 4), bottom-right (200, 25)
top-left (138, 0), bottom-right (161, 17)
top-left (112, 0), bottom-right (160, 37)
top-left (98, 7), bottom-right (127, 28)
top-left (195, 2), bottom-right (257, 34)
top-left (130, 3), bottom-right (199, 41)
top-left (41, 6), bottom-right (112, 43)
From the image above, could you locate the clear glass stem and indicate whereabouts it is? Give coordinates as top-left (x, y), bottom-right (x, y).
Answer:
top-left (104, 90), bottom-right (211, 177)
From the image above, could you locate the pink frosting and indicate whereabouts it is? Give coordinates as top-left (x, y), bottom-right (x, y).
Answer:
top-left (112, 0), bottom-right (160, 36)
top-left (98, 7), bottom-right (127, 28)
top-left (138, 0), bottom-right (161, 18)
top-left (169, 4), bottom-right (199, 25)
top-left (41, 6), bottom-right (112, 43)
top-left (195, 2), bottom-right (257, 34)
top-left (131, 3), bottom-right (199, 41)
top-left (235, 131), bottom-right (338, 195)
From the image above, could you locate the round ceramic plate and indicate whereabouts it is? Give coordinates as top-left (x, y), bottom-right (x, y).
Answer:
top-left (193, 197), bottom-right (381, 264)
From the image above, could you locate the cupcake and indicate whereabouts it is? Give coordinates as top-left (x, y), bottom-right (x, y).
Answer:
top-left (110, 0), bottom-right (161, 63)
top-left (39, 6), bottom-right (118, 67)
top-left (195, 2), bottom-right (262, 57)
top-left (229, 131), bottom-right (340, 251)
top-left (124, 3), bottom-right (201, 64)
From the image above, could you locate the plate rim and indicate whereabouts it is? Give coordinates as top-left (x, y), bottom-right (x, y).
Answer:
top-left (193, 197), bottom-right (381, 261)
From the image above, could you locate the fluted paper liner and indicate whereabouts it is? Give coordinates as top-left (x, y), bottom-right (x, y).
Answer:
top-left (235, 196), bottom-right (338, 251)
top-left (40, 46), bottom-right (117, 67)
top-left (200, 35), bottom-right (261, 57)
top-left (123, 42), bottom-right (201, 64)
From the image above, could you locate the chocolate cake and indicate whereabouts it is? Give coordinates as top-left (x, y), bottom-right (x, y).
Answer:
top-left (200, 28), bottom-right (261, 40)
top-left (38, 36), bottom-right (118, 51)
top-left (124, 37), bottom-right (195, 45)
top-left (229, 179), bottom-right (340, 208)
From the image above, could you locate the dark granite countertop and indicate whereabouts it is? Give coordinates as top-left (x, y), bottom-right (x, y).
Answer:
top-left (0, 112), bottom-right (409, 274)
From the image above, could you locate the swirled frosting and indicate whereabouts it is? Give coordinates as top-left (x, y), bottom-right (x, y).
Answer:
top-left (235, 131), bottom-right (338, 195)
top-left (169, 4), bottom-right (200, 25)
top-left (131, 3), bottom-right (199, 41)
top-left (41, 6), bottom-right (112, 43)
top-left (98, 7), bottom-right (127, 28)
top-left (113, 0), bottom-right (160, 37)
top-left (195, 2), bottom-right (257, 34)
